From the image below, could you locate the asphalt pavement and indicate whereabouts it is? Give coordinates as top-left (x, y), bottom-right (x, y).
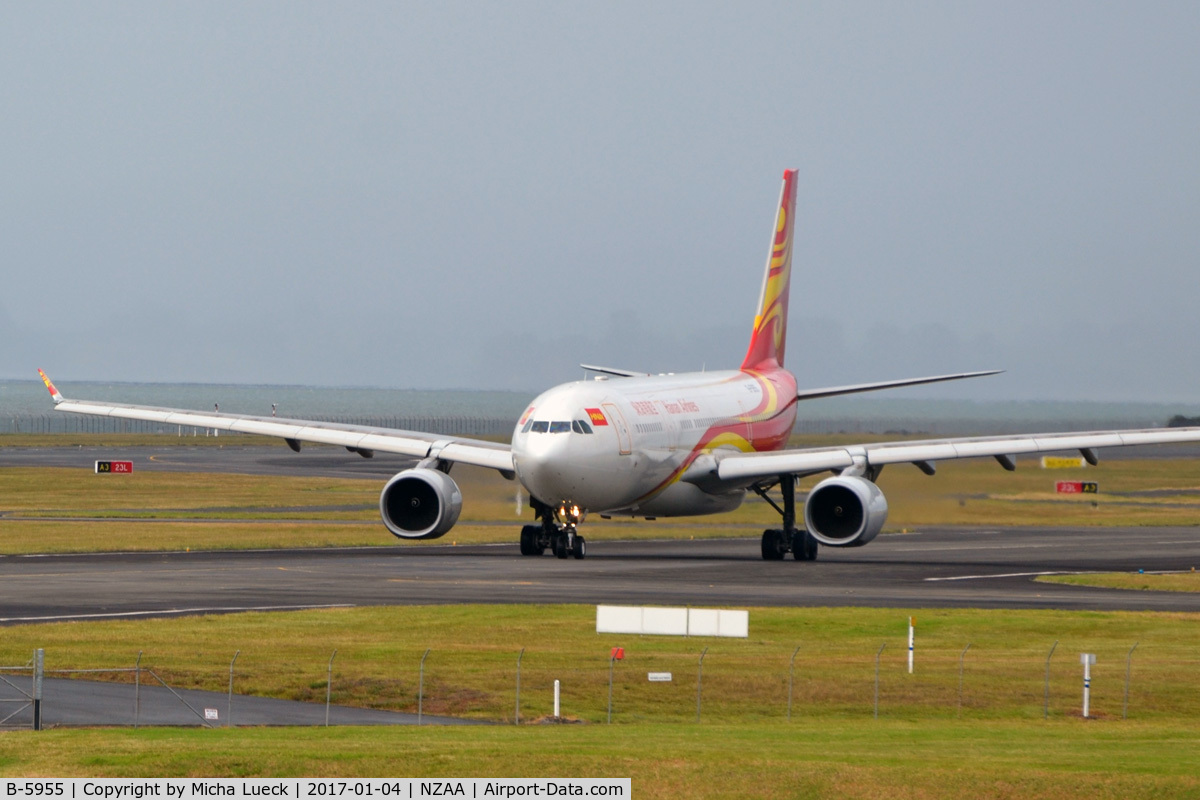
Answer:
top-left (0, 676), bottom-right (484, 728)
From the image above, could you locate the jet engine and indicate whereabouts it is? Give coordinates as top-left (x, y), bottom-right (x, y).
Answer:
top-left (803, 475), bottom-right (888, 547)
top-left (379, 468), bottom-right (462, 540)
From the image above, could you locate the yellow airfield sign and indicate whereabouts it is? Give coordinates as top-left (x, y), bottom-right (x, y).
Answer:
top-left (1041, 456), bottom-right (1086, 469)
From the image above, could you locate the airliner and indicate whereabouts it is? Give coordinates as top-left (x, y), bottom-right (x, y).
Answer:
top-left (38, 170), bottom-right (1200, 560)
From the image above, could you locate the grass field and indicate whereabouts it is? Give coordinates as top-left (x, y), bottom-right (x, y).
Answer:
top-left (1, 605), bottom-right (1199, 795)
top-left (1039, 572), bottom-right (1200, 593)
top-left (2, 434), bottom-right (1200, 554)
top-left (2, 722), bottom-right (1199, 798)
top-left (1, 605), bottom-right (1195, 723)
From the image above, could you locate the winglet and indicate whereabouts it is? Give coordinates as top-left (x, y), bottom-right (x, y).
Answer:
top-left (38, 369), bottom-right (64, 404)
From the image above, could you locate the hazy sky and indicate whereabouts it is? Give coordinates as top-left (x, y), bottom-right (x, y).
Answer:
top-left (4, 2), bottom-right (1198, 401)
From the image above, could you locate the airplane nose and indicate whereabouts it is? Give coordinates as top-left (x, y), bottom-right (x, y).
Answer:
top-left (515, 434), bottom-right (576, 503)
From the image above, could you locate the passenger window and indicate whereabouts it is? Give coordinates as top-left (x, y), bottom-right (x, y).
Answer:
top-left (521, 419), bottom-right (534, 433)
top-left (531, 421), bottom-right (549, 433)
top-left (549, 421), bottom-right (571, 433)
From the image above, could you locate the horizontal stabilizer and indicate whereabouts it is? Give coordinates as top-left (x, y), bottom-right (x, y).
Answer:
top-left (795, 370), bottom-right (1003, 401)
top-left (580, 364), bottom-right (651, 378)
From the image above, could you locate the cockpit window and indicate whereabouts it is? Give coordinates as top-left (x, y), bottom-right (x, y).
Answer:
top-left (528, 419), bottom-right (592, 434)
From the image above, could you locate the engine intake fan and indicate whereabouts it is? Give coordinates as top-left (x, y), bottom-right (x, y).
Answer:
top-left (803, 475), bottom-right (888, 547)
top-left (379, 468), bottom-right (462, 539)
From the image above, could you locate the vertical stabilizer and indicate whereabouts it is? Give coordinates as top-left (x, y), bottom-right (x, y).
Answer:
top-left (741, 169), bottom-right (797, 371)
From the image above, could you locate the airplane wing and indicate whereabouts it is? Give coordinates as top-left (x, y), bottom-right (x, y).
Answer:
top-left (715, 426), bottom-right (1200, 482)
top-left (37, 370), bottom-right (515, 475)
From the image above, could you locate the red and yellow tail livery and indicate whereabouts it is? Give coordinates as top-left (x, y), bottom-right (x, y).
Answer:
top-left (741, 168), bottom-right (797, 371)
top-left (38, 368), bottom-right (63, 404)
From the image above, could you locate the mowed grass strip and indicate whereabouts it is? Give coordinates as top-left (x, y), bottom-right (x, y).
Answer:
top-left (4, 444), bottom-right (1200, 555)
top-left (1038, 572), bottom-right (1200, 593)
top-left (2, 722), bottom-right (1199, 798)
top-left (0, 467), bottom-right (375, 516)
top-left (1, 606), bottom-right (1197, 724)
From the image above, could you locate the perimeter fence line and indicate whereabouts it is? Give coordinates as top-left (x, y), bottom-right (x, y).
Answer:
top-left (0, 638), bottom-right (1186, 730)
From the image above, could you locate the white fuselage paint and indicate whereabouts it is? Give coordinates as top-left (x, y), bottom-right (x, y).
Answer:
top-left (510, 369), bottom-right (795, 518)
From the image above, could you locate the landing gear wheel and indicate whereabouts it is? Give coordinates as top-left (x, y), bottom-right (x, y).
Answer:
top-left (792, 529), bottom-right (818, 561)
top-left (760, 529), bottom-right (786, 561)
top-left (572, 535), bottom-right (587, 560)
top-left (554, 534), bottom-right (569, 559)
top-left (520, 524), bottom-right (544, 556)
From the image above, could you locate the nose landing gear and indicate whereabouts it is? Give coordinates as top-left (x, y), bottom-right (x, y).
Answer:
top-left (520, 499), bottom-right (588, 559)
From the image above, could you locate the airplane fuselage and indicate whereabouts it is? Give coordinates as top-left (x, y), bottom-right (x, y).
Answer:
top-left (511, 366), bottom-right (798, 517)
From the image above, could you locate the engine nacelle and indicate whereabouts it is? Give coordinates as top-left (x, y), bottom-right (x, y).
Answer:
top-left (803, 475), bottom-right (888, 547)
top-left (379, 468), bottom-right (462, 540)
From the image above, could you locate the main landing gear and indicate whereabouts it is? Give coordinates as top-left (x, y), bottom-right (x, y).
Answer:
top-left (520, 499), bottom-right (587, 559)
top-left (752, 473), bottom-right (818, 561)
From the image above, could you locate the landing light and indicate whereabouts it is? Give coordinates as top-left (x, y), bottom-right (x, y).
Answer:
top-left (555, 503), bottom-right (584, 525)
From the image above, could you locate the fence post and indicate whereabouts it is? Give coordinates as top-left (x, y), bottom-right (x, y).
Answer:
top-left (607, 652), bottom-right (616, 724)
top-left (134, 651), bottom-right (143, 728)
top-left (957, 643), bottom-right (971, 717)
top-left (227, 650), bottom-right (240, 728)
top-left (787, 645), bottom-right (801, 721)
top-left (874, 643), bottom-right (886, 719)
top-left (418, 649), bottom-right (431, 725)
top-left (32, 649), bottom-right (44, 731)
top-left (326, 650), bottom-right (337, 727)
top-left (1123, 642), bottom-right (1139, 720)
top-left (1044, 640), bottom-right (1058, 719)
top-left (515, 648), bottom-right (524, 725)
top-left (695, 647), bottom-right (708, 723)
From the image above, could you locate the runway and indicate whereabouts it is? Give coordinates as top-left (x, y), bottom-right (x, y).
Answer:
top-left (2, 445), bottom-right (1199, 621)
top-left (1, 527), bottom-right (1198, 623)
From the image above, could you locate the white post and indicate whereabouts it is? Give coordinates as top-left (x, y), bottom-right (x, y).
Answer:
top-left (553, 679), bottom-right (561, 718)
top-left (1080, 653), bottom-right (1096, 718)
top-left (908, 617), bottom-right (915, 674)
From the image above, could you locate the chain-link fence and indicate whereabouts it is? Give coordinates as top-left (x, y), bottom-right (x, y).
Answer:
top-left (1, 639), bottom-right (1183, 729)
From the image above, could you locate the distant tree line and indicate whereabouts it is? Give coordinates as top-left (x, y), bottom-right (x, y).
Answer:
top-left (1167, 415), bottom-right (1200, 428)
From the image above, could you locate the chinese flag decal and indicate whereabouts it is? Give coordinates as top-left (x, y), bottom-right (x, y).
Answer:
top-left (586, 408), bottom-right (608, 426)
